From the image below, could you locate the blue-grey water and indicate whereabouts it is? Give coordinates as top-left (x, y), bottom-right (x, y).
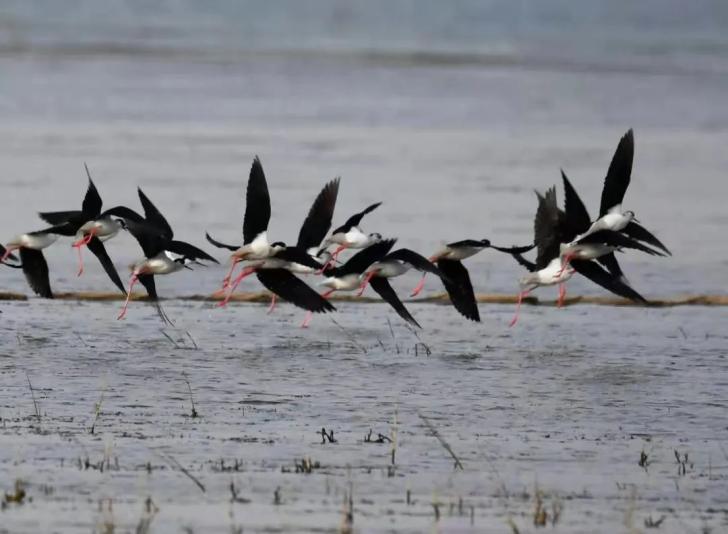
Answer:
top-left (1, 2), bottom-right (728, 532)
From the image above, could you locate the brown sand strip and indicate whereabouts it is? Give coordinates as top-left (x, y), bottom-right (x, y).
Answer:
top-left (2, 291), bottom-right (727, 307)
top-left (0, 291), bottom-right (27, 301)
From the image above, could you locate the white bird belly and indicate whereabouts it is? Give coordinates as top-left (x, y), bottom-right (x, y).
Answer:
top-left (286, 262), bottom-right (317, 275)
top-left (78, 219), bottom-right (120, 240)
top-left (321, 274), bottom-right (361, 291)
top-left (20, 233), bottom-right (58, 250)
top-left (135, 254), bottom-right (181, 276)
top-left (371, 261), bottom-right (409, 278)
top-left (570, 244), bottom-right (614, 260)
top-left (344, 227), bottom-right (369, 248)
top-left (438, 246), bottom-right (480, 261)
top-left (234, 232), bottom-right (273, 260)
top-left (597, 212), bottom-right (629, 232)
top-left (539, 258), bottom-right (574, 286)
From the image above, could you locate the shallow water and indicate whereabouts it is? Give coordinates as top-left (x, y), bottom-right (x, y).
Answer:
top-left (1, 51), bottom-right (728, 297)
top-left (1, 300), bottom-right (728, 533)
top-left (2, 2), bottom-right (728, 532)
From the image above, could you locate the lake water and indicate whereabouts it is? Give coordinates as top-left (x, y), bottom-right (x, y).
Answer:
top-left (1, 1), bottom-right (728, 532)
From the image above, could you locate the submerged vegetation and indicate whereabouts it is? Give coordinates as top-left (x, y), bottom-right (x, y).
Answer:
top-left (0, 300), bottom-right (726, 532)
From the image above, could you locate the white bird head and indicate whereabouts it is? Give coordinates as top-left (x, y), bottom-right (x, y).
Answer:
top-left (367, 232), bottom-right (383, 244)
top-left (270, 241), bottom-right (286, 253)
top-left (624, 210), bottom-right (639, 223)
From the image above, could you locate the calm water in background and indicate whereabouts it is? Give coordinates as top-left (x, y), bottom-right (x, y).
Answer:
top-left (0, 0), bottom-right (727, 297)
top-left (1, 2), bottom-right (728, 532)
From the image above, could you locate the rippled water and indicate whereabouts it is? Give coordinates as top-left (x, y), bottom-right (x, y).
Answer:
top-left (2, 2), bottom-right (728, 297)
top-left (2, 300), bottom-right (728, 532)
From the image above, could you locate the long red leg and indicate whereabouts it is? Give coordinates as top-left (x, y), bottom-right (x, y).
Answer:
top-left (72, 229), bottom-right (97, 276)
top-left (222, 258), bottom-right (240, 290)
top-left (509, 290), bottom-right (529, 328)
top-left (357, 270), bottom-right (377, 296)
top-left (300, 289), bottom-right (335, 328)
top-left (212, 259), bottom-right (240, 298)
top-left (72, 231), bottom-right (95, 247)
top-left (267, 294), bottom-right (277, 314)
top-left (228, 266), bottom-right (255, 292)
top-left (0, 246), bottom-right (17, 263)
top-left (317, 245), bottom-right (347, 274)
top-left (410, 256), bottom-right (437, 297)
top-left (218, 266), bottom-right (256, 307)
top-left (117, 274), bottom-right (138, 320)
top-left (557, 283), bottom-right (566, 308)
top-left (555, 253), bottom-right (574, 277)
top-left (410, 274), bottom-right (427, 297)
top-left (75, 244), bottom-right (85, 277)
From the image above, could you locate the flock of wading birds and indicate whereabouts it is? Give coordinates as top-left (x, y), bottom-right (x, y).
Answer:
top-left (0, 129), bottom-right (670, 328)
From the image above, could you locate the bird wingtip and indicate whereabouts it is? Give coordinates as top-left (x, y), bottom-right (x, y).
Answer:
top-left (83, 162), bottom-right (93, 182)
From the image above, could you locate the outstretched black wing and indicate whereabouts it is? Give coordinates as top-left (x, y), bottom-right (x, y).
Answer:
top-left (81, 163), bottom-right (103, 218)
top-left (273, 247), bottom-right (324, 270)
top-left (256, 269), bottom-right (335, 313)
top-left (332, 201), bottom-right (382, 234)
top-left (578, 230), bottom-right (663, 256)
top-left (331, 239), bottom-right (396, 277)
top-left (446, 239), bottom-right (484, 248)
top-left (166, 240), bottom-right (219, 263)
top-left (561, 170), bottom-right (592, 233)
top-left (124, 219), bottom-right (168, 258)
top-left (369, 276), bottom-right (421, 328)
top-left (205, 232), bottom-right (239, 251)
top-left (436, 259), bottom-right (479, 322)
top-left (137, 188), bottom-right (174, 240)
top-left (534, 187), bottom-right (573, 270)
top-left (137, 273), bottom-right (157, 300)
top-left (19, 248), bottom-right (53, 298)
top-left (571, 259), bottom-right (647, 304)
top-left (385, 248), bottom-right (442, 276)
top-left (596, 252), bottom-right (628, 285)
top-left (101, 205), bottom-right (146, 223)
top-left (599, 129), bottom-right (634, 216)
top-left (86, 237), bottom-right (126, 295)
top-left (37, 210), bottom-right (83, 226)
top-left (509, 252), bottom-right (538, 272)
top-left (136, 273), bottom-right (173, 325)
top-left (622, 222), bottom-right (671, 256)
top-left (490, 243), bottom-right (536, 255)
top-left (42, 221), bottom-right (81, 237)
top-left (243, 156), bottom-right (271, 244)
top-left (297, 177), bottom-right (340, 250)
